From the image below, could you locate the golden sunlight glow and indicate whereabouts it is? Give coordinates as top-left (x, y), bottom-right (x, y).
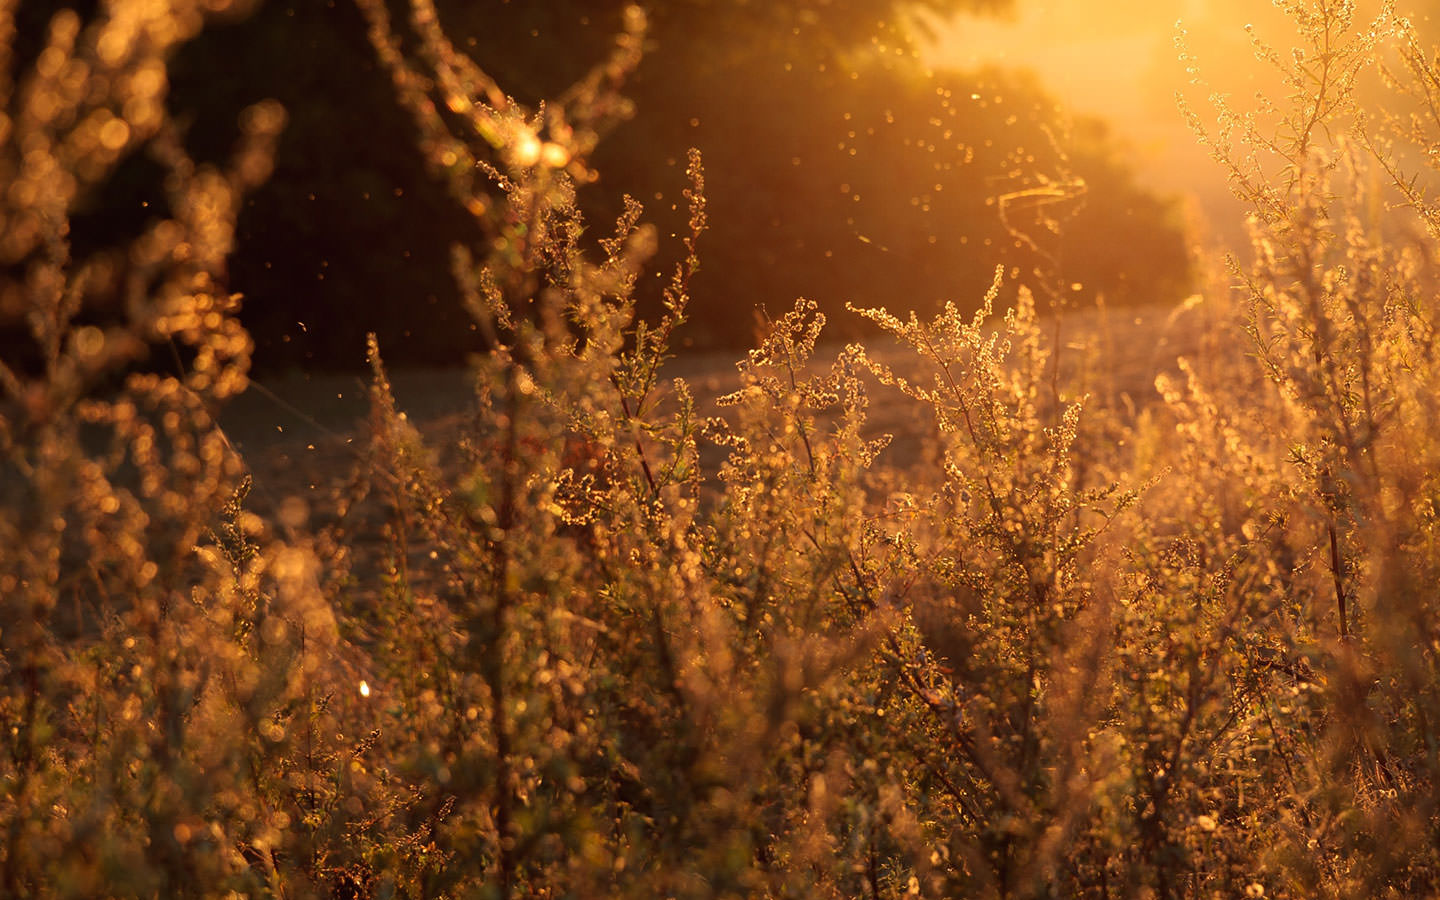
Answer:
top-left (511, 128), bottom-right (543, 168)
top-left (540, 142), bottom-right (570, 169)
top-left (926, 0), bottom-right (1420, 232)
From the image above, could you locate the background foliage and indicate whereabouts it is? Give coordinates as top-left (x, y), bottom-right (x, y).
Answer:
top-left (8, 0), bottom-right (1188, 369)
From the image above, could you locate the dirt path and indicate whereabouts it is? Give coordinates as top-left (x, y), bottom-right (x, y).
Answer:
top-left (220, 299), bottom-right (1216, 516)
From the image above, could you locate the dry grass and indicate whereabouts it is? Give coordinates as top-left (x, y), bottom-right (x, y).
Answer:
top-left (6, 2), bottom-right (1440, 898)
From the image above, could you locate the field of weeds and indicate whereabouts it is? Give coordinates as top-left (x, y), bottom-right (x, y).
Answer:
top-left (4, 1), bottom-right (1440, 898)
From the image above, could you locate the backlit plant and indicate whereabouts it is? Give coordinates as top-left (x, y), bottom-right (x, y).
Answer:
top-left (5, 0), bottom-right (1440, 898)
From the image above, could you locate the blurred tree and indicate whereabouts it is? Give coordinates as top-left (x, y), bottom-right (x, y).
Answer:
top-left (8, 0), bottom-right (1190, 370)
top-left (570, 9), bottom-right (1190, 346)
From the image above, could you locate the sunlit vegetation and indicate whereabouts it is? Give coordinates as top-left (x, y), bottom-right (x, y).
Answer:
top-left (4, 0), bottom-right (1440, 897)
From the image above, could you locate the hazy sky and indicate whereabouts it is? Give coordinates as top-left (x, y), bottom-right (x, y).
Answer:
top-left (922, 1), bottom-right (1402, 237)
